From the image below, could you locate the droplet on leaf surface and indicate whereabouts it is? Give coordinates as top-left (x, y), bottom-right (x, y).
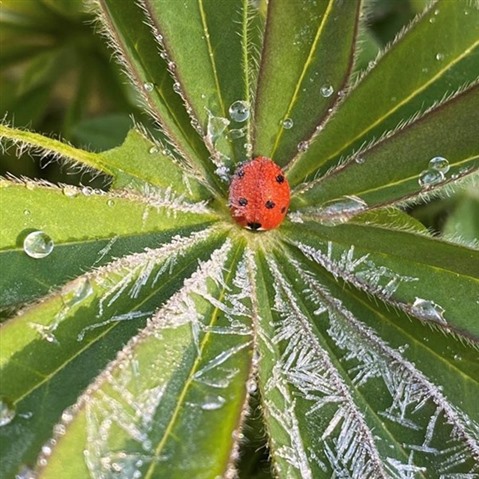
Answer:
top-left (23, 231), bottom-right (54, 259)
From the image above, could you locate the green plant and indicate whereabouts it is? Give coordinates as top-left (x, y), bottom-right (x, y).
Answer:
top-left (1, 0), bottom-right (478, 478)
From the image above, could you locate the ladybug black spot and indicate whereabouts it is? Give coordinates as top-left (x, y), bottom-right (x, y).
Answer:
top-left (281, 206), bottom-right (286, 213)
top-left (276, 174), bottom-right (285, 183)
top-left (237, 169), bottom-right (245, 178)
top-left (238, 197), bottom-right (248, 206)
top-left (265, 200), bottom-right (275, 209)
top-left (247, 222), bottom-right (262, 231)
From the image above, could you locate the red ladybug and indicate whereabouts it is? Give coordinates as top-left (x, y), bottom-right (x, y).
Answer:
top-left (229, 156), bottom-right (290, 231)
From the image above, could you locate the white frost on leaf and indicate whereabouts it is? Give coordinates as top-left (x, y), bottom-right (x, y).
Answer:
top-left (299, 262), bottom-right (479, 476)
top-left (259, 258), bottom-right (387, 478)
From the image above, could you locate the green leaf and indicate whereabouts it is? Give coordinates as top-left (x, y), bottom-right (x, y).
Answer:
top-left (254, 0), bottom-right (360, 165)
top-left (287, 0), bottom-right (479, 186)
top-left (280, 220), bottom-right (479, 341)
top-left (0, 229), bottom-right (230, 478)
top-left (292, 83), bottom-right (479, 210)
top-left (0, 179), bottom-right (217, 311)
top-left (31, 240), bottom-right (253, 479)
top-left (253, 247), bottom-right (479, 477)
top-left (443, 187), bottom-right (479, 244)
top-left (95, 0), bottom-right (223, 193)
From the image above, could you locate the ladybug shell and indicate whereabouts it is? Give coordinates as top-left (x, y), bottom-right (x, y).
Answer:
top-left (229, 156), bottom-right (290, 231)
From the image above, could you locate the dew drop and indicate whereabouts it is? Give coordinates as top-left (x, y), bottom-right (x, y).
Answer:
top-left (228, 128), bottom-right (246, 140)
top-left (62, 185), bottom-right (78, 197)
top-left (282, 118), bottom-right (294, 129)
top-left (81, 186), bottom-right (93, 196)
top-left (428, 156), bottom-right (449, 173)
top-left (320, 85), bottom-right (334, 98)
top-left (244, 142), bottom-right (253, 154)
top-left (228, 100), bottom-right (250, 122)
top-left (149, 146), bottom-right (159, 154)
top-left (317, 195), bottom-right (368, 225)
top-left (23, 209), bottom-right (31, 216)
top-left (411, 298), bottom-right (446, 324)
top-left (143, 82), bottom-right (154, 92)
top-left (207, 115), bottom-right (230, 142)
top-left (297, 141), bottom-right (310, 152)
top-left (0, 396), bottom-right (16, 426)
top-left (418, 169), bottom-right (445, 188)
top-left (168, 61), bottom-right (176, 70)
top-left (201, 395), bottom-right (226, 411)
top-left (14, 466), bottom-right (35, 479)
top-left (355, 156), bottom-right (365, 164)
top-left (435, 53), bottom-right (444, 61)
top-left (69, 278), bottom-right (94, 307)
top-left (107, 199), bottom-right (115, 207)
top-left (23, 231), bottom-right (54, 259)
top-left (246, 378), bottom-right (257, 394)
top-left (173, 82), bottom-right (181, 93)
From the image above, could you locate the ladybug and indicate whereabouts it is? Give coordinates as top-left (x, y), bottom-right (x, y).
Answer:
top-left (229, 156), bottom-right (290, 231)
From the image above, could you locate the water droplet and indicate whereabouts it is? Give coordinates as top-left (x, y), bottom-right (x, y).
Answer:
top-left (317, 195), bottom-right (368, 225)
top-left (62, 185), bottom-right (78, 197)
top-left (149, 146), bottom-right (158, 154)
top-left (23, 209), bottom-right (31, 216)
top-left (320, 85), bottom-right (334, 98)
top-left (14, 466), bottom-right (35, 479)
top-left (464, 9), bottom-right (470, 15)
top-left (355, 156), bottom-right (365, 164)
top-left (418, 169), bottom-right (445, 188)
top-left (246, 378), bottom-right (257, 394)
top-left (0, 396), bottom-right (16, 426)
top-left (297, 141), bottom-right (309, 152)
top-left (173, 82), bottom-right (181, 93)
top-left (435, 53), bottom-right (444, 61)
top-left (244, 142), bottom-right (253, 154)
top-left (207, 115), bottom-right (230, 143)
top-left (168, 61), bottom-right (176, 70)
top-left (429, 17), bottom-right (436, 23)
top-left (69, 278), bottom-right (93, 307)
top-left (428, 156), bottom-right (449, 173)
top-left (228, 128), bottom-right (246, 140)
top-left (201, 395), bottom-right (226, 411)
top-left (228, 100), bottom-right (250, 122)
top-left (82, 186), bottom-right (93, 196)
top-left (453, 354), bottom-right (462, 361)
top-left (411, 298), bottom-right (446, 324)
top-left (107, 199), bottom-right (115, 207)
top-left (143, 82), bottom-right (154, 92)
top-left (23, 231), bottom-right (54, 259)
top-left (281, 118), bottom-right (294, 130)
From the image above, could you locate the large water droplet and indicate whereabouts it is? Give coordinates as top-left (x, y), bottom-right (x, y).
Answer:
top-left (143, 82), bottom-right (154, 92)
top-left (23, 231), bottom-right (54, 259)
top-left (317, 195), bottom-right (368, 225)
top-left (282, 118), bottom-right (294, 129)
top-left (229, 101), bottom-right (250, 122)
top-left (320, 85), bottom-right (334, 98)
top-left (418, 169), bottom-right (445, 188)
top-left (201, 395), bottom-right (226, 411)
top-left (0, 396), bottom-right (15, 426)
top-left (411, 298), bottom-right (446, 324)
top-left (207, 115), bottom-right (230, 143)
top-left (428, 156), bottom-right (449, 173)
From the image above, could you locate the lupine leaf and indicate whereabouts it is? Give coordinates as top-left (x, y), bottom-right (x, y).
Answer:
top-left (286, 0), bottom-right (479, 186)
top-left (0, 229), bottom-right (229, 478)
top-left (254, 0), bottom-right (361, 165)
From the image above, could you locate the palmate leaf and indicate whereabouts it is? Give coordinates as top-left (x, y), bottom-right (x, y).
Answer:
top-left (1, 1), bottom-right (478, 479)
